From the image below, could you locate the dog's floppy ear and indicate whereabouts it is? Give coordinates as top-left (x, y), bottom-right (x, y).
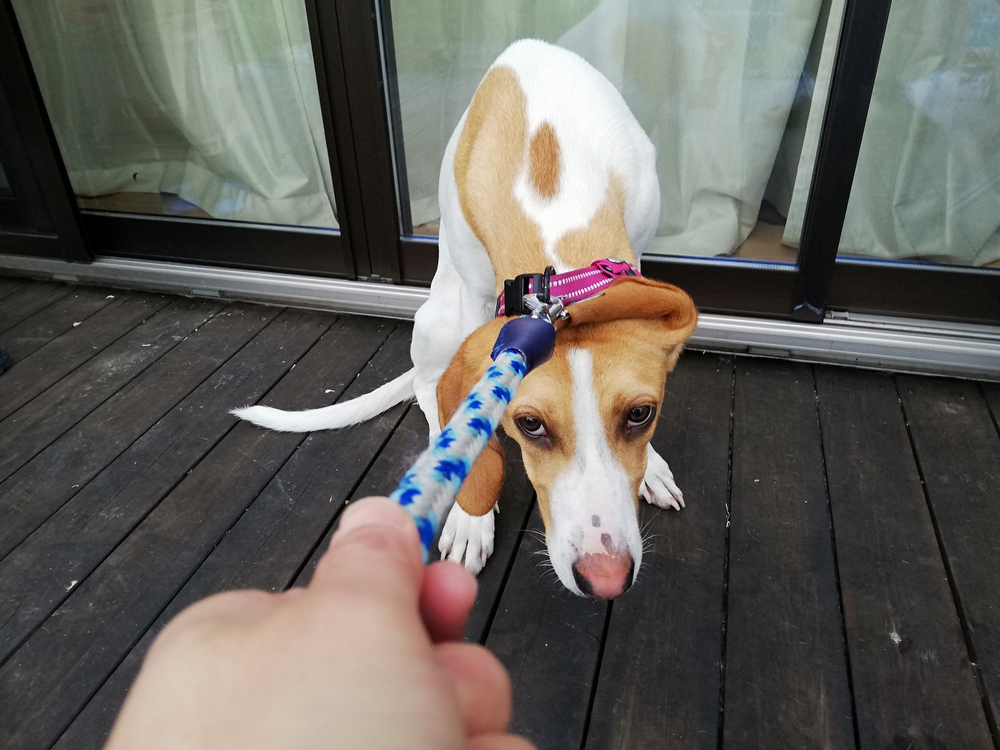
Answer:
top-left (436, 318), bottom-right (507, 517)
top-left (565, 276), bottom-right (698, 345)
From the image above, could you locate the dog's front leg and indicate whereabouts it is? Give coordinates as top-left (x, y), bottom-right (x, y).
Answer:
top-left (437, 436), bottom-right (504, 574)
top-left (640, 443), bottom-right (685, 510)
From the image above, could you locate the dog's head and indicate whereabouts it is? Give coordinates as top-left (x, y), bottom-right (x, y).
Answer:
top-left (438, 277), bottom-right (697, 598)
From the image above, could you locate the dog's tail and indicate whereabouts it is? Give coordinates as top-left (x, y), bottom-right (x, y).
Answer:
top-left (231, 368), bottom-right (417, 433)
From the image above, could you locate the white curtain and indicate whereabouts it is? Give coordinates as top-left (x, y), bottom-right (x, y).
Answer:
top-left (391, 0), bottom-right (824, 256)
top-left (11, 0), bottom-right (337, 229)
top-left (785, 0), bottom-right (1000, 266)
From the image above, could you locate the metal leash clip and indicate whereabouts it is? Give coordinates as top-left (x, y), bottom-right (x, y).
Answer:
top-left (521, 293), bottom-right (569, 325)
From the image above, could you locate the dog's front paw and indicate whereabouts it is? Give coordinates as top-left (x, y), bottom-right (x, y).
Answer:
top-left (438, 502), bottom-right (496, 575)
top-left (641, 444), bottom-right (685, 510)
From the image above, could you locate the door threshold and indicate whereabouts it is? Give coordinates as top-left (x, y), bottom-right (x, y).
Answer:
top-left (2, 253), bottom-right (997, 381)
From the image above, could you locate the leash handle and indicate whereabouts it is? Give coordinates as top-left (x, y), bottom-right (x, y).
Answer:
top-left (390, 316), bottom-right (556, 562)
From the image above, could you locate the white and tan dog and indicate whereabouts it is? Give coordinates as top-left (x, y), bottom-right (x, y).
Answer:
top-left (235, 39), bottom-right (696, 599)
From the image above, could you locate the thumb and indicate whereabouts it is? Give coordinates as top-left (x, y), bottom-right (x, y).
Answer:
top-left (310, 497), bottom-right (424, 608)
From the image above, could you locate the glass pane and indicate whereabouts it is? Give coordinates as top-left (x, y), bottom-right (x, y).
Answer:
top-left (382, 0), bottom-right (841, 264)
top-left (10, 0), bottom-right (337, 229)
top-left (788, 0), bottom-right (1000, 269)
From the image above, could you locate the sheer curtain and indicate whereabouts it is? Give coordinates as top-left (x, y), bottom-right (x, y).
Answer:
top-left (11, 0), bottom-right (337, 228)
top-left (784, 0), bottom-right (1000, 266)
top-left (391, 0), bottom-right (825, 256)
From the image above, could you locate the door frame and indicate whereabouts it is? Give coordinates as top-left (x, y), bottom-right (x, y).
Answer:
top-left (0, 0), bottom-right (89, 263)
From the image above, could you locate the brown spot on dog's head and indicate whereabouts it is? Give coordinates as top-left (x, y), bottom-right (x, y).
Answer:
top-left (529, 122), bottom-right (560, 199)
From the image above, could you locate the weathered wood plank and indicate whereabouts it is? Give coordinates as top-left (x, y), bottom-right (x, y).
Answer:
top-left (0, 286), bottom-right (120, 362)
top-left (816, 366), bottom-right (993, 750)
top-left (0, 281), bottom-right (73, 334)
top-left (0, 309), bottom-right (331, 666)
top-left (291, 401), bottom-right (430, 589)
top-left (52, 325), bottom-right (413, 750)
top-left (0, 293), bottom-right (171, 421)
top-left (0, 277), bottom-right (26, 302)
top-left (722, 359), bottom-right (855, 749)
top-left (0, 316), bottom-right (396, 750)
top-left (486, 505), bottom-right (608, 750)
top-left (898, 375), bottom-right (1000, 736)
top-left (462, 434), bottom-right (534, 646)
top-left (585, 352), bottom-right (735, 750)
top-left (0, 297), bottom-right (217, 482)
top-left (981, 382), bottom-right (1000, 430)
top-left (0, 304), bottom-right (278, 562)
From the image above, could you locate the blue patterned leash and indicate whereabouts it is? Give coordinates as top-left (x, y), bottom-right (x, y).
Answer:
top-left (390, 302), bottom-right (562, 562)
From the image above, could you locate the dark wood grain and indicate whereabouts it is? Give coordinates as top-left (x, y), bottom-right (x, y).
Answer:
top-left (0, 281), bottom-right (73, 334)
top-left (0, 298), bottom-right (217, 482)
top-left (462, 432), bottom-right (534, 646)
top-left (53, 324), bottom-right (413, 750)
top-left (0, 316), bottom-right (395, 750)
top-left (723, 359), bottom-right (855, 749)
top-left (291, 402), bottom-right (430, 588)
top-left (486, 505), bottom-right (608, 750)
top-left (0, 293), bottom-right (171, 421)
top-left (0, 277), bottom-right (26, 301)
top-left (585, 352), bottom-right (735, 750)
top-left (0, 286), bottom-right (119, 362)
top-left (0, 303), bottom-right (278, 562)
top-left (0, 310), bottom-right (332, 668)
top-left (0, 275), bottom-right (995, 750)
top-left (898, 375), bottom-right (1000, 737)
top-left (982, 382), bottom-right (1000, 431)
top-left (816, 366), bottom-right (993, 750)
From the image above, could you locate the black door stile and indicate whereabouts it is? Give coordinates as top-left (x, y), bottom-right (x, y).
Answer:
top-left (790, 0), bottom-right (893, 321)
top-left (328, 0), bottom-right (404, 283)
top-left (303, 0), bottom-right (367, 280)
top-left (0, 0), bottom-right (89, 262)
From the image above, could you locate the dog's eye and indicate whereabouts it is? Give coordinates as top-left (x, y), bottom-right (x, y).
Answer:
top-left (627, 405), bottom-right (655, 429)
top-left (516, 416), bottom-right (547, 438)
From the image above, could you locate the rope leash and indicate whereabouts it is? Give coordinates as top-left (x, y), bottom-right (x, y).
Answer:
top-left (389, 311), bottom-right (559, 562)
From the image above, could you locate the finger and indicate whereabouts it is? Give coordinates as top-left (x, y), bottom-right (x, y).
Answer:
top-left (468, 734), bottom-right (537, 750)
top-left (434, 642), bottom-right (513, 736)
top-left (420, 560), bottom-right (477, 642)
top-left (311, 497), bottom-right (423, 607)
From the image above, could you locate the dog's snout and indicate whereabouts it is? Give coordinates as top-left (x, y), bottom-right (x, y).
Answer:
top-left (571, 551), bottom-right (634, 599)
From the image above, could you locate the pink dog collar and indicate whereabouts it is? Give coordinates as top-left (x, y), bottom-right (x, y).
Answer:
top-left (495, 258), bottom-right (640, 317)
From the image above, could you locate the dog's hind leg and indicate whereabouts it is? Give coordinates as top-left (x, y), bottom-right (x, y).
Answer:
top-left (410, 219), bottom-right (495, 440)
top-left (640, 443), bottom-right (685, 511)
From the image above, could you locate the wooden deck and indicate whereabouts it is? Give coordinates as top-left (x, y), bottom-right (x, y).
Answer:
top-left (0, 276), bottom-right (998, 750)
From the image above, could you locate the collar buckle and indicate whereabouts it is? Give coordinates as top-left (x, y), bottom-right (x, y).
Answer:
top-left (496, 266), bottom-right (555, 317)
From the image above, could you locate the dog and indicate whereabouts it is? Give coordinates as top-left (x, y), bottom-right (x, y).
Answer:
top-left (235, 39), bottom-right (697, 599)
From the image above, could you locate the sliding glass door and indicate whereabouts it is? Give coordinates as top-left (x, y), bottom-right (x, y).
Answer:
top-left (373, 0), bottom-right (1000, 323)
top-left (0, 0), bottom-right (89, 261)
top-left (820, 0), bottom-right (1000, 322)
top-left (2, 0), bottom-right (997, 324)
top-left (2, 0), bottom-right (354, 277)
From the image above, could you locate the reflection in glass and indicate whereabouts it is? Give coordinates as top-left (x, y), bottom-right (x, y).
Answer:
top-left (10, 0), bottom-right (337, 229)
top-left (385, 0), bottom-right (841, 263)
top-left (786, 0), bottom-right (1000, 268)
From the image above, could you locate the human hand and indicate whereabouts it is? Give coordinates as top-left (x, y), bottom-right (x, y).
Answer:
top-left (105, 497), bottom-right (534, 750)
